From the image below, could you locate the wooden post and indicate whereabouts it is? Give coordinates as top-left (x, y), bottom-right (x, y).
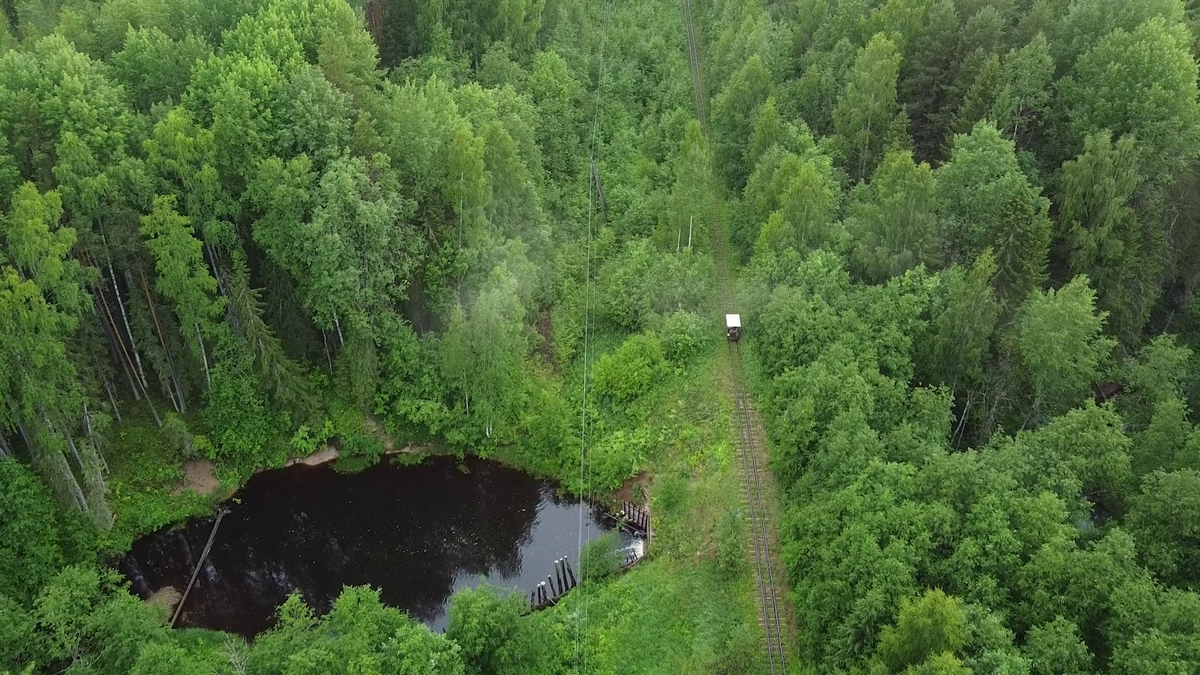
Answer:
top-left (171, 509), bottom-right (230, 628)
top-left (565, 559), bottom-right (577, 588)
top-left (547, 575), bottom-right (556, 598)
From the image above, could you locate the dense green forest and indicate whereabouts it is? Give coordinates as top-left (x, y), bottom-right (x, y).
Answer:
top-left (3, 0), bottom-right (1200, 672)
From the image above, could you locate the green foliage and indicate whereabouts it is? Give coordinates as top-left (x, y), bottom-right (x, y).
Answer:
top-left (753, 152), bottom-right (842, 256)
top-left (250, 587), bottom-right (465, 675)
top-left (290, 419), bottom-right (335, 456)
top-left (1051, 0), bottom-right (1185, 69)
top-left (584, 427), bottom-right (649, 491)
top-left (591, 333), bottom-right (668, 405)
top-left (130, 642), bottom-right (210, 675)
top-left (440, 266), bottom-right (529, 444)
top-left (661, 120), bottom-right (715, 252)
top-left (1128, 470), bottom-right (1200, 585)
top-left (549, 556), bottom-right (759, 675)
top-left (0, 594), bottom-right (36, 673)
top-left (936, 121), bottom-right (1051, 308)
top-left (655, 310), bottom-right (709, 365)
top-left (1016, 277), bottom-right (1116, 416)
top-left (832, 32), bottom-right (908, 182)
top-left (1059, 16), bottom-right (1200, 177)
top-left (5, 1), bottom-right (1200, 674)
top-left (0, 459), bottom-right (65, 604)
top-left (596, 238), bottom-right (714, 331)
top-left (446, 585), bottom-right (557, 675)
top-left (715, 506), bottom-right (746, 578)
top-left (527, 50), bottom-right (581, 183)
top-left (989, 34), bottom-right (1055, 146)
top-left (1126, 335), bottom-right (1194, 410)
top-left (31, 565), bottom-right (168, 673)
top-left (1058, 132), bottom-right (1161, 344)
top-left (203, 361), bottom-right (287, 466)
top-left (160, 414), bottom-right (200, 458)
top-left (1024, 616), bottom-right (1094, 675)
top-left (849, 149), bottom-right (940, 282)
top-left (140, 194), bottom-right (224, 361)
top-left (581, 531), bottom-right (624, 581)
top-left (879, 589), bottom-right (969, 671)
top-left (112, 27), bottom-right (211, 113)
top-left (901, 652), bottom-right (973, 675)
top-left (918, 252), bottom-right (998, 391)
top-left (712, 54), bottom-right (772, 188)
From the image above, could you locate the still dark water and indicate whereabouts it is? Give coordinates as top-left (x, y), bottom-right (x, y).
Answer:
top-left (120, 456), bottom-right (612, 638)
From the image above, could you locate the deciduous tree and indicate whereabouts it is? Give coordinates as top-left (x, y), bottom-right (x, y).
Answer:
top-left (832, 33), bottom-right (907, 182)
top-left (1015, 277), bottom-right (1115, 416)
top-left (936, 122), bottom-right (1051, 308)
top-left (850, 149), bottom-right (939, 282)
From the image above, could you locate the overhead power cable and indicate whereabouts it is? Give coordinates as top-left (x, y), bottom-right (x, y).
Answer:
top-left (575, 2), bottom-right (615, 674)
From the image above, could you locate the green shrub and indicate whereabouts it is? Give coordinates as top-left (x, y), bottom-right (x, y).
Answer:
top-left (591, 333), bottom-right (668, 404)
top-left (580, 531), bottom-right (624, 581)
top-left (716, 506), bottom-right (746, 577)
top-left (160, 413), bottom-right (198, 458)
top-left (586, 428), bottom-right (647, 490)
top-left (656, 310), bottom-right (710, 364)
top-left (203, 365), bottom-right (287, 466)
top-left (328, 404), bottom-right (384, 472)
top-left (718, 622), bottom-right (763, 675)
top-left (652, 470), bottom-right (688, 515)
top-left (289, 419), bottom-right (335, 456)
top-left (0, 460), bottom-right (66, 604)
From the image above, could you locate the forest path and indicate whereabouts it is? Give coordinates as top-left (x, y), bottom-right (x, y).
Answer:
top-left (683, 4), bottom-right (794, 670)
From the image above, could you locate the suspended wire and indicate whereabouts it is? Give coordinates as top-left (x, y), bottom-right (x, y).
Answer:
top-left (575, 1), bottom-right (614, 673)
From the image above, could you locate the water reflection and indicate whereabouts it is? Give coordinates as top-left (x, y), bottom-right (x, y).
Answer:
top-left (121, 456), bottom-right (609, 638)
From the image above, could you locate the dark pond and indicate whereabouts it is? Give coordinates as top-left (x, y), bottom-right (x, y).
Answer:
top-left (120, 456), bottom-right (628, 639)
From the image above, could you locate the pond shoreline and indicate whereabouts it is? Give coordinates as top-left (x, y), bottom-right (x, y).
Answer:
top-left (120, 455), bottom-right (643, 638)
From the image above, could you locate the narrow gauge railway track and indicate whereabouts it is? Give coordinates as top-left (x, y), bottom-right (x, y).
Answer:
top-left (710, 179), bottom-right (788, 675)
top-left (728, 341), bottom-right (788, 675)
top-left (684, 1), bottom-right (788, 669)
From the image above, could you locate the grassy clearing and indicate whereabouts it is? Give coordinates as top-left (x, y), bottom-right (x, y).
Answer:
top-left (550, 349), bottom-right (766, 674)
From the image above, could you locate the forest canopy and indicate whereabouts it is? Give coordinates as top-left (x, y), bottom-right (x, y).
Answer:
top-left (3, 0), bottom-right (1200, 673)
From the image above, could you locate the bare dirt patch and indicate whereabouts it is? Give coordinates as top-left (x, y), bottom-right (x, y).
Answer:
top-left (613, 471), bottom-right (651, 504)
top-left (174, 459), bottom-right (220, 496)
top-left (285, 446), bottom-right (340, 467)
